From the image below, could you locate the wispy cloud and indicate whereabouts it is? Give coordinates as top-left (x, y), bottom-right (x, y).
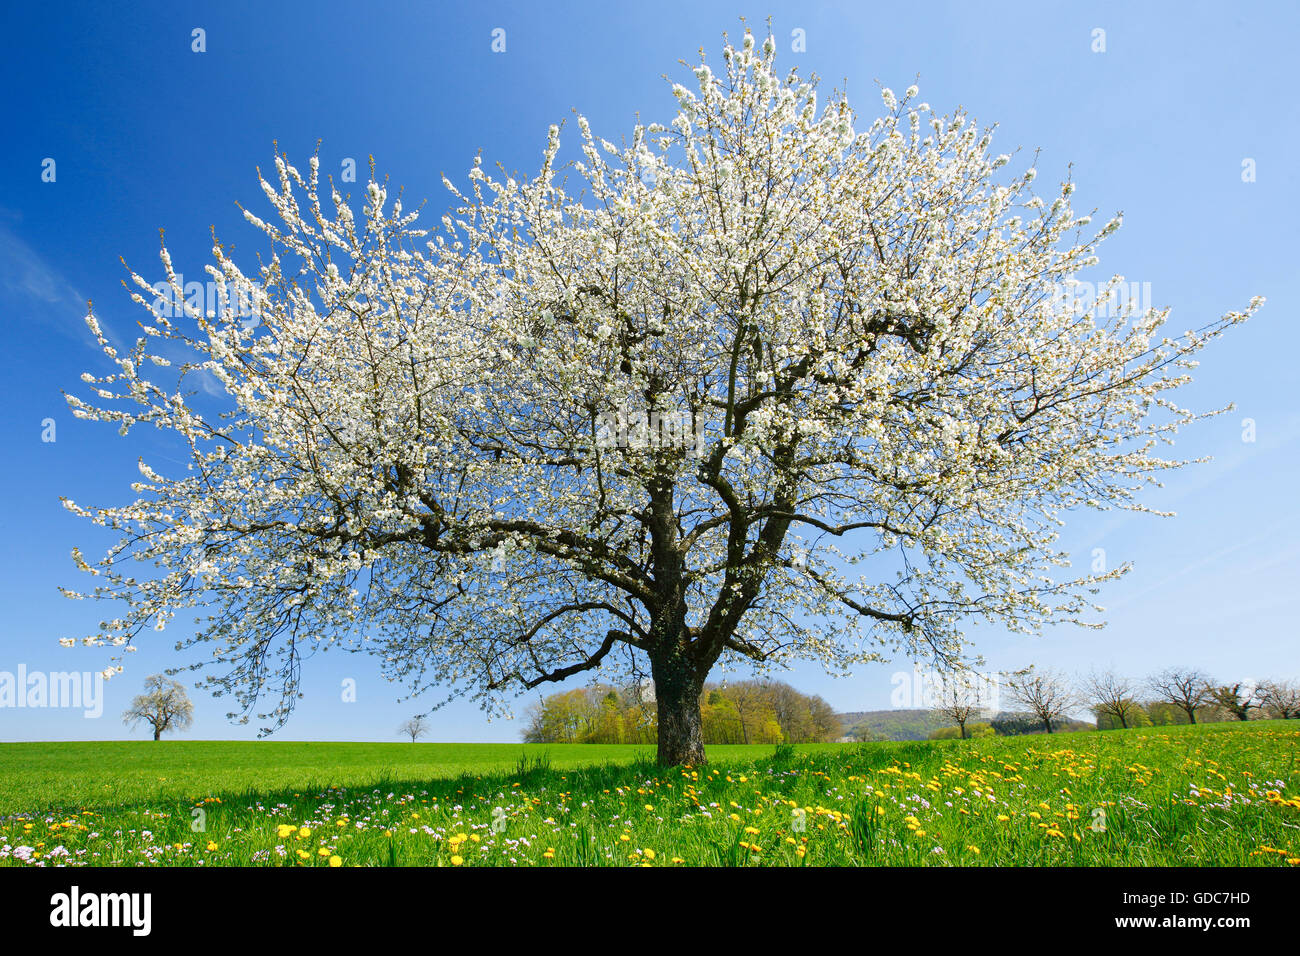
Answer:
top-left (1073, 413), bottom-right (1300, 554)
top-left (1103, 511), bottom-right (1300, 614)
top-left (0, 218), bottom-right (104, 347)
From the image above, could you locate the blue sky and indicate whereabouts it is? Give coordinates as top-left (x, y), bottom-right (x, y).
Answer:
top-left (1, 0), bottom-right (1296, 742)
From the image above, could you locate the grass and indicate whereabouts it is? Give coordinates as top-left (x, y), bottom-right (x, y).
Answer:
top-left (0, 740), bottom-right (829, 816)
top-left (2, 721), bottom-right (1297, 867)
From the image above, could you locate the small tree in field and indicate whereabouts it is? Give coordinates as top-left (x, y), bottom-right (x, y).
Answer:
top-left (1256, 679), bottom-right (1300, 719)
top-left (1084, 669), bottom-right (1141, 730)
top-left (1210, 682), bottom-right (1258, 721)
top-left (122, 674), bottom-right (194, 741)
top-left (61, 33), bottom-right (1261, 764)
top-left (399, 716), bottom-right (428, 742)
top-left (1146, 667), bottom-right (1212, 724)
top-left (932, 670), bottom-right (991, 739)
top-left (1004, 667), bottom-right (1077, 733)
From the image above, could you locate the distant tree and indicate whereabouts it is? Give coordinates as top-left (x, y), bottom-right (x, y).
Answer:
top-left (1093, 705), bottom-right (1152, 731)
top-left (1004, 668), bottom-right (1077, 733)
top-left (728, 681), bottom-right (784, 744)
top-left (770, 683), bottom-right (814, 743)
top-left (122, 674), bottom-right (194, 741)
top-left (1146, 667), bottom-right (1212, 724)
top-left (621, 685), bottom-right (658, 744)
top-left (932, 670), bottom-right (990, 740)
top-left (399, 716), bottom-right (429, 742)
top-left (1209, 682), bottom-right (1258, 721)
top-left (701, 689), bottom-right (743, 743)
top-left (806, 695), bottom-right (842, 743)
top-left (523, 690), bottom-right (580, 743)
top-left (1084, 670), bottom-right (1142, 730)
top-left (1256, 679), bottom-right (1300, 719)
top-left (595, 690), bottom-right (627, 743)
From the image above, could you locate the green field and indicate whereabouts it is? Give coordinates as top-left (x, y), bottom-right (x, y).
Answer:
top-left (2, 722), bottom-right (1298, 866)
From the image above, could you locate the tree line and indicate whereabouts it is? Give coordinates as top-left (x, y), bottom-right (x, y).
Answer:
top-left (522, 680), bottom-right (841, 745)
top-left (927, 666), bottom-right (1299, 739)
top-left (1085, 668), bottom-right (1299, 729)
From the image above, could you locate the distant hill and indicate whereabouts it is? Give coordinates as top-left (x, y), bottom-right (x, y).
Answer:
top-left (836, 709), bottom-right (1095, 740)
top-left (834, 709), bottom-right (953, 741)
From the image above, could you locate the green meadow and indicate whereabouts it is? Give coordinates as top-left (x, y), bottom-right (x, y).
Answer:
top-left (2, 722), bottom-right (1297, 866)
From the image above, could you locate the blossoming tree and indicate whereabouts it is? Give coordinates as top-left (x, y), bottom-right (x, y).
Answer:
top-left (63, 34), bottom-right (1261, 764)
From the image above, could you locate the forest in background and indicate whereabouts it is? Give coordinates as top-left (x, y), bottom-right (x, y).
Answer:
top-left (522, 680), bottom-right (841, 744)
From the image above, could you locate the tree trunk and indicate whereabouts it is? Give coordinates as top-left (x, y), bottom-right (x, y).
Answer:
top-left (1187, 707), bottom-right (1197, 725)
top-left (651, 651), bottom-right (706, 766)
top-left (153, 726), bottom-right (161, 741)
